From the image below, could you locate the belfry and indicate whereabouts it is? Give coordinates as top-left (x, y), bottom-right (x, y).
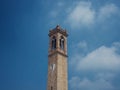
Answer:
top-left (47, 25), bottom-right (68, 90)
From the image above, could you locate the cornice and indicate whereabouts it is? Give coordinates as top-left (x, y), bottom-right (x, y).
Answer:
top-left (48, 51), bottom-right (68, 57)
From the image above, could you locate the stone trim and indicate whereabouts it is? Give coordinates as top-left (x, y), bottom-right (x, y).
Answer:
top-left (48, 51), bottom-right (68, 57)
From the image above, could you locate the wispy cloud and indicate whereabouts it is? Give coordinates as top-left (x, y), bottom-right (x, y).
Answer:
top-left (57, 2), bottom-right (64, 7)
top-left (65, 1), bottom-right (119, 29)
top-left (77, 41), bottom-right (87, 49)
top-left (49, 1), bottom-right (119, 29)
top-left (69, 76), bottom-right (115, 90)
top-left (66, 1), bottom-right (95, 28)
top-left (78, 46), bottom-right (120, 71)
top-left (70, 42), bottom-right (120, 72)
top-left (69, 42), bottom-right (120, 90)
top-left (50, 10), bottom-right (59, 17)
top-left (98, 4), bottom-right (119, 22)
top-left (49, 1), bottom-right (65, 18)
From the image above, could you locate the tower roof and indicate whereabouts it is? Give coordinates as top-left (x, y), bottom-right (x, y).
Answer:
top-left (49, 25), bottom-right (68, 37)
top-left (54, 25), bottom-right (62, 30)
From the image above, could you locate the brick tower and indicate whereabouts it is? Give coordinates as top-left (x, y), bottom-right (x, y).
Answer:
top-left (47, 25), bottom-right (68, 90)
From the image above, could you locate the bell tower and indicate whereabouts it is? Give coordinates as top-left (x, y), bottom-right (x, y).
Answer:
top-left (47, 25), bottom-right (68, 90)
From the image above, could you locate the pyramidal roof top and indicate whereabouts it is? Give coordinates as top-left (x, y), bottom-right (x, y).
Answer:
top-left (53, 25), bottom-right (63, 31)
top-left (49, 25), bottom-right (68, 37)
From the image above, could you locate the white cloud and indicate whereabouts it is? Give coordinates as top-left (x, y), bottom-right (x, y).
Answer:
top-left (77, 41), bottom-right (87, 49)
top-left (69, 76), bottom-right (114, 90)
top-left (66, 1), bottom-right (119, 29)
top-left (95, 73), bottom-right (115, 80)
top-left (76, 44), bottom-right (120, 72)
top-left (113, 42), bottom-right (120, 48)
top-left (69, 42), bottom-right (120, 90)
top-left (69, 42), bottom-right (120, 72)
top-left (66, 1), bottom-right (95, 28)
top-left (69, 41), bottom-right (88, 69)
top-left (98, 4), bottom-right (119, 22)
top-left (49, 1), bottom-right (119, 29)
top-left (69, 54), bottom-right (83, 70)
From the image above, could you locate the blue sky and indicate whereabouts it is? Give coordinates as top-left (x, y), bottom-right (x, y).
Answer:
top-left (0, 0), bottom-right (120, 90)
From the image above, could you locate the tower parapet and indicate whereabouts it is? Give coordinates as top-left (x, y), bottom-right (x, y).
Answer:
top-left (49, 25), bottom-right (68, 37)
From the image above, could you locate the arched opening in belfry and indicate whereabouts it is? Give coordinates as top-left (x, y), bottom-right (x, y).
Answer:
top-left (52, 36), bottom-right (56, 49)
top-left (51, 86), bottom-right (53, 90)
top-left (60, 36), bottom-right (64, 50)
